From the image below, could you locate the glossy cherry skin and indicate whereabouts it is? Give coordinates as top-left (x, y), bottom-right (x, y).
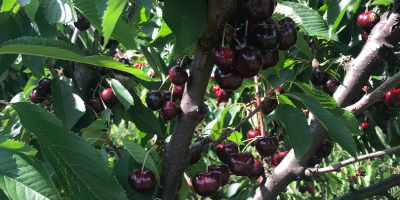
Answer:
top-left (248, 158), bottom-right (263, 179)
top-left (357, 11), bottom-right (380, 32)
top-left (213, 46), bottom-right (235, 72)
top-left (214, 69), bottom-right (243, 91)
top-left (145, 90), bottom-right (165, 111)
top-left (74, 13), bottom-right (91, 31)
top-left (208, 164), bottom-right (230, 186)
top-left (173, 85), bottom-right (185, 100)
top-left (241, 0), bottom-right (275, 22)
top-left (255, 136), bottom-right (279, 157)
top-left (311, 68), bottom-right (330, 87)
top-left (216, 143), bottom-right (239, 164)
top-left (262, 50), bottom-right (279, 70)
top-left (128, 169), bottom-right (155, 193)
top-left (234, 46), bottom-right (263, 78)
top-left (323, 79), bottom-right (340, 95)
top-left (259, 97), bottom-right (278, 115)
top-left (162, 90), bottom-right (176, 102)
top-left (101, 88), bottom-right (119, 106)
top-left (169, 66), bottom-right (188, 86)
top-left (192, 172), bottom-right (220, 197)
top-left (161, 101), bottom-right (179, 120)
top-left (88, 97), bottom-right (105, 113)
top-left (361, 122), bottom-right (369, 130)
top-left (279, 23), bottom-right (298, 50)
top-left (247, 129), bottom-right (261, 146)
top-left (271, 151), bottom-right (288, 167)
top-left (385, 88), bottom-right (400, 108)
top-left (226, 152), bottom-right (255, 176)
top-left (37, 78), bottom-right (52, 96)
top-left (306, 152), bottom-right (323, 167)
top-left (318, 139), bottom-right (332, 158)
top-left (29, 88), bottom-right (46, 104)
top-left (250, 25), bottom-right (281, 51)
top-left (278, 17), bottom-right (295, 26)
top-left (189, 152), bottom-right (202, 165)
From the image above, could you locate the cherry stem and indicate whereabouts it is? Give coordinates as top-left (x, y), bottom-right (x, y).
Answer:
top-left (141, 146), bottom-right (156, 171)
top-left (158, 76), bottom-right (170, 91)
top-left (206, 144), bottom-right (210, 172)
top-left (233, 130), bottom-right (241, 153)
top-left (245, 20), bottom-right (249, 38)
top-left (243, 137), bottom-right (258, 151)
top-left (254, 76), bottom-right (265, 137)
top-left (232, 37), bottom-right (243, 49)
top-left (170, 86), bottom-right (175, 102)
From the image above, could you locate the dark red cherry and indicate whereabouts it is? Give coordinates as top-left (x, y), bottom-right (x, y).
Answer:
top-left (357, 11), bottom-right (380, 32)
top-left (361, 122), bottom-right (369, 130)
top-left (308, 187), bottom-right (315, 194)
top-left (173, 85), bottom-right (185, 100)
top-left (241, 0), bottom-right (275, 22)
top-left (362, 32), bottom-right (369, 42)
top-left (279, 23), bottom-right (297, 50)
top-left (267, 87), bottom-right (284, 97)
top-left (255, 136), bottom-right (279, 157)
top-left (101, 88), bottom-right (119, 106)
top-left (88, 97), bottom-right (105, 113)
top-left (311, 68), bottom-right (330, 87)
top-left (128, 169), bottom-right (155, 193)
top-left (100, 37), bottom-right (119, 49)
top-left (37, 78), bottom-right (52, 96)
top-left (216, 143), bottom-right (239, 164)
top-left (247, 129), bottom-right (261, 146)
top-left (234, 46), bottom-right (263, 78)
top-left (259, 97), bottom-right (278, 115)
top-left (271, 151), bottom-right (288, 167)
top-left (385, 88), bottom-right (400, 108)
top-left (248, 158), bottom-right (263, 179)
top-left (146, 90), bottom-right (164, 111)
top-left (323, 79), bottom-right (340, 95)
top-left (213, 46), bottom-right (235, 72)
top-left (29, 88), bottom-right (46, 104)
top-left (262, 50), bottom-right (279, 70)
top-left (169, 66), bottom-right (188, 86)
top-left (192, 172), bottom-right (220, 197)
top-left (250, 25), bottom-right (281, 51)
top-left (318, 139), bottom-right (332, 158)
top-left (278, 17), bottom-right (295, 26)
top-left (161, 101), bottom-right (179, 120)
top-left (208, 164), bottom-right (230, 186)
top-left (162, 90), bottom-right (176, 102)
top-left (217, 91), bottom-right (232, 103)
top-left (119, 58), bottom-right (130, 65)
top-left (74, 13), bottom-right (91, 31)
top-left (214, 69), bottom-right (243, 91)
top-left (299, 185), bottom-right (308, 193)
top-left (306, 152), bottom-right (323, 167)
top-left (189, 152), bottom-right (202, 165)
top-left (226, 153), bottom-right (255, 176)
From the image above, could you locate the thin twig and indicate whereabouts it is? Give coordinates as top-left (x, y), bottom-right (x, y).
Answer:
top-left (45, 59), bottom-right (59, 79)
top-left (183, 172), bottom-right (198, 200)
top-left (107, 139), bottom-right (121, 158)
top-left (254, 76), bottom-right (264, 136)
top-left (306, 145), bottom-right (400, 175)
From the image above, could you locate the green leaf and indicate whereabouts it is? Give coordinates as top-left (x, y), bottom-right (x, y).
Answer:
top-left (327, 0), bottom-right (351, 39)
top-left (81, 119), bottom-right (108, 146)
top-left (132, 0), bottom-right (152, 11)
top-left (128, 91), bottom-right (161, 135)
top-left (150, 20), bottom-right (175, 48)
top-left (0, 15), bottom-right (21, 75)
top-left (293, 82), bottom-right (338, 109)
top-left (120, 139), bottom-right (160, 185)
top-left (17, 0), bottom-right (31, 7)
top-left (0, 148), bottom-right (62, 200)
top-left (41, 0), bottom-right (75, 24)
top-left (101, 0), bottom-right (128, 44)
top-left (24, 0), bottom-right (39, 22)
top-left (227, 131), bottom-right (244, 145)
top-left (0, 138), bottom-right (37, 155)
top-left (0, 37), bottom-right (154, 82)
top-left (371, 0), bottom-right (394, 6)
top-left (52, 79), bottom-right (86, 130)
top-left (275, 1), bottom-right (330, 40)
top-left (27, 55), bottom-right (45, 76)
top-left (12, 102), bottom-right (128, 200)
top-left (288, 92), bottom-right (357, 158)
top-left (34, 5), bottom-right (59, 38)
top-left (276, 104), bottom-right (311, 160)
top-left (140, 45), bottom-right (162, 78)
top-left (328, 108), bottom-right (363, 136)
top-left (108, 78), bottom-right (134, 109)
top-left (164, 0), bottom-right (207, 58)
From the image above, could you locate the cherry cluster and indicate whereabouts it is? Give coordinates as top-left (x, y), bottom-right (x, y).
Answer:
top-left (357, 11), bottom-right (380, 42)
top-left (212, 86), bottom-right (232, 105)
top-left (212, 0), bottom-right (298, 93)
top-left (310, 68), bottom-right (340, 96)
top-left (86, 87), bottom-right (120, 114)
top-left (299, 185), bottom-right (314, 194)
top-left (29, 78), bottom-right (52, 104)
top-left (145, 63), bottom-right (187, 121)
top-left (307, 139), bottom-right (332, 168)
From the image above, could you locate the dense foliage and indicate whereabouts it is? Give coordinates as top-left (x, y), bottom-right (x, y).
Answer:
top-left (0, 0), bottom-right (400, 199)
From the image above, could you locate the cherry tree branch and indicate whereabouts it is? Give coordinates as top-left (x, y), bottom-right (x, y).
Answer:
top-left (333, 174), bottom-right (400, 200)
top-left (345, 70), bottom-right (400, 115)
top-left (305, 145), bottom-right (400, 175)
